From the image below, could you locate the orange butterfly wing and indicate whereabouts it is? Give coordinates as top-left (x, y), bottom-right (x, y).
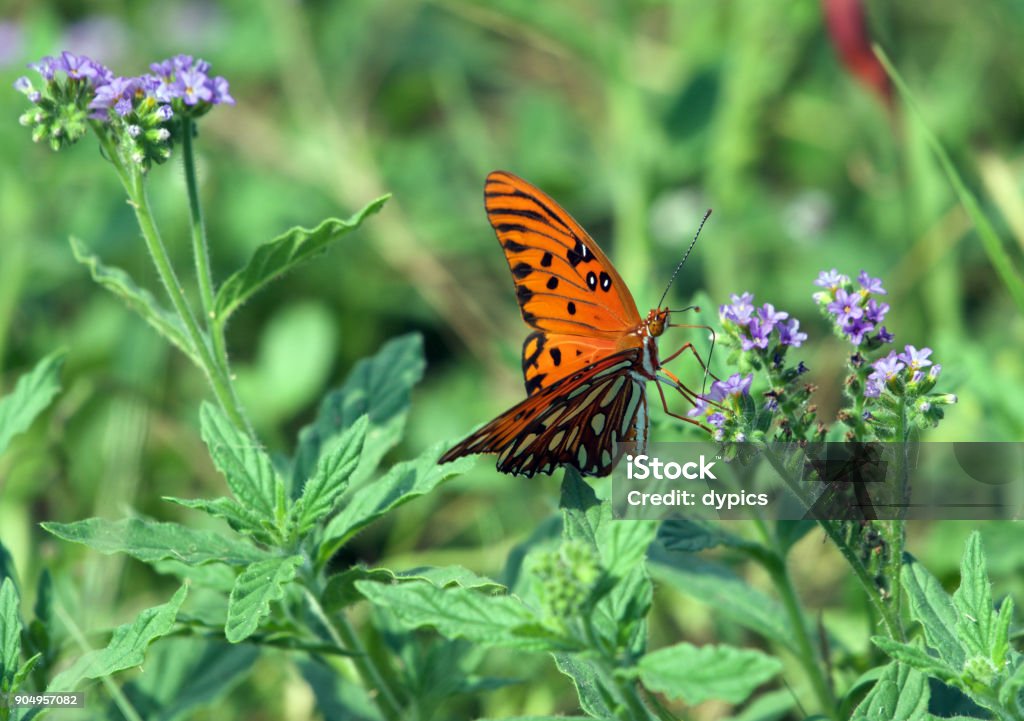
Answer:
top-left (439, 350), bottom-right (648, 477)
top-left (485, 171), bottom-right (644, 394)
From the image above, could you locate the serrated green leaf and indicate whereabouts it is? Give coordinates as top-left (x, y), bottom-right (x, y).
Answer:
top-left (649, 549), bottom-right (796, 654)
top-left (294, 415), bottom-right (368, 533)
top-left (850, 662), bottom-right (930, 721)
top-left (902, 553), bottom-right (966, 669)
top-left (323, 564), bottom-right (504, 612)
top-left (1, 578), bottom-right (21, 692)
top-left (354, 580), bottom-right (561, 650)
top-left (215, 196), bottom-right (389, 321)
top-left (200, 402), bottom-right (278, 520)
top-left (70, 237), bottom-right (196, 362)
top-left (871, 637), bottom-right (958, 683)
top-left (42, 518), bottom-right (268, 567)
top-left (997, 658), bottom-right (1024, 708)
top-left (319, 445), bottom-right (472, 562)
top-left (952, 532), bottom-right (995, 657)
top-left (598, 519), bottom-right (656, 579)
top-left (0, 351), bottom-right (65, 458)
top-left (992, 596), bottom-right (1014, 668)
top-left (292, 334), bottom-right (425, 487)
top-left (636, 642), bottom-right (781, 704)
top-left (49, 585), bottom-right (187, 691)
top-left (162, 496), bottom-right (263, 537)
top-left (552, 654), bottom-right (617, 719)
top-left (225, 556), bottom-right (302, 643)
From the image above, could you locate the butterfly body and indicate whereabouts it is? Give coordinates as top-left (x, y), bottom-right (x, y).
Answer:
top-left (440, 171), bottom-right (699, 477)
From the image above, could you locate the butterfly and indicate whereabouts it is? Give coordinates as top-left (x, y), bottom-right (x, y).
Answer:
top-left (439, 171), bottom-right (711, 477)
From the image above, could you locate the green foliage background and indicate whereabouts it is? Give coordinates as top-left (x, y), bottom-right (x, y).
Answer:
top-left (1, 1), bottom-right (1023, 719)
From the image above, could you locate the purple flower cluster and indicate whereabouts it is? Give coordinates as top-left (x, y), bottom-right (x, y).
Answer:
top-left (720, 292), bottom-right (807, 351)
top-left (16, 52), bottom-right (233, 122)
top-left (688, 372), bottom-right (754, 433)
top-left (865, 345), bottom-right (941, 398)
top-left (814, 269), bottom-right (892, 346)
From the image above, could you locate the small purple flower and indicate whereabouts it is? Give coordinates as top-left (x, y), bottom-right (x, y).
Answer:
top-left (687, 397), bottom-right (712, 418)
top-left (843, 317), bottom-right (873, 346)
top-left (720, 292), bottom-right (755, 324)
top-left (712, 373), bottom-right (753, 399)
top-left (873, 352), bottom-right (905, 380)
top-left (740, 319), bottom-right (772, 350)
top-left (29, 55), bottom-right (59, 80)
top-left (707, 412), bottom-right (726, 428)
top-left (757, 303), bottom-right (789, 328)
top-left (857, 270), bottom-right (887, 295)
top-left (89, 75), bottom-right (138, 115)
top-left (177, 66), bottom-right (213, 105)
top-left (155, 104), bottom-right (174, 121)
top-left (210, 76), bottom-right (234, 105)
top-left (864, 377), bottom-right (883, 398)
top-left (778, 318), bottom-right (807, 347)
top-left (875, 326), bottom-right (894, 344)
top-left (59, 51), bottom-right (100, 81)
top-left (864, 298), bottom-right (889, 324)
top-left (898, 345), bottom-right (932, 372)
top-left (828, 288), bottom-right (864, 326)
top-left (814, 268), bottom-right (848, 288)
top-left (929, 364), bottom-right (941, 380)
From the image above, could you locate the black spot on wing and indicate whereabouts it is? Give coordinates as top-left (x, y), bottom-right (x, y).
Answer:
top-left (512, 262), bottom-right (533, 279)
top-left (503, 238), bottom-right (528, 253)
top-left (567, 301), bottom-right (576, 315)
top-left (516, 285), bottom-right (534, 302)
top-left (599, 271), bottom-right (612, 291)
top-left (541, 252), bottom-right (553, 267)
top-left (525, 374), bottom-right (545, 395)
top-left (586, 271), bottom-right (597, 290)
top-left (546, 276), bottom-right (559, 290)
top-left (550, 348), bottom-right (562, 366)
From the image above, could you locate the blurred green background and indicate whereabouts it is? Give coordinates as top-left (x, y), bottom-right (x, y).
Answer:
top-left (2, 1), bottom-right (1023, 718)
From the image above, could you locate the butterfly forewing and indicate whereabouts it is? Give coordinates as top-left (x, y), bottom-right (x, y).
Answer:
top-left (439, 350), bottom-right (648, 477)
top-left (485, 171), bottom-right (642, 339)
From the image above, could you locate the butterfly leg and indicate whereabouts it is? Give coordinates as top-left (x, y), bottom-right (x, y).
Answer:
top-left (653, 373), bottom-right (710, 431)
top-left (664, 325), bottom-right (721, 392)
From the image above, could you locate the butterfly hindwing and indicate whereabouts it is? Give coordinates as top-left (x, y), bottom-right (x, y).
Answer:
top-left (521, 330), bottom-right (620, 396)
top-left (439, 350), bottom-right (648, 477)
top-left (486, 171), bottom-right (642, 338)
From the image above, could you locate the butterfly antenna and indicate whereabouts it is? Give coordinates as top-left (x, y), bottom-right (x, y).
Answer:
top-left (657, 208), bottom-right (712, 310)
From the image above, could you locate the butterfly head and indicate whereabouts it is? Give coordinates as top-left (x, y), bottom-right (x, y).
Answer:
top-left (645, 307), bottom-right (670, 337)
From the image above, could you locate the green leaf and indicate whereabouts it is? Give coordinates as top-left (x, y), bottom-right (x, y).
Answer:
top-left (636, 642), bottom-right (782, 705)
top-left (69, 237), bottom-right (196, 362)
top-left (49, 585), bottom-right (188, 691)
top-left (293, 415), bottom-right (368, 533)
top-left (992, 596), bottom-right (1015, 668)
top-left (354, 580), bottom-right (562, 651)
top-left (119, 638), bottom-right (259, 721)
top-left (850, 662), bottom-right (930, 721)
top-left (871, 637), bottom-right (958, 683)
top-left (902, 552), bottom-right (967, 669)
top-left (298, 659), bottom-right (384, 721)
top-left (0, 351), bottom-right (65, 458)
top-left (162, 496), bottom-right (263, 536)
top-left (225, 555), bottom-right (302, 643)
top-left (559, 468), bottom-right (603, 547)
top-left (598, 519), bottom-right (656, 580)
top-left (552, 654), bottom-right (617, 719)
top-left (200, 402), bottom-right (278, 521)
top-left (649, 549), bottom-right (796, 654)
top-left (319, 445), bottom-right (472, 562)
top-left (0, 578), bottom-right (21, 692)
top-left (292, 333), bottom-right (426, 486)
top-left (659, 519), bottom-right (757, 553)
top-left (214, 196), bottom-right (389, 321)
top-left (42, 518), bottom-right (268, 567)
top-left (324, 565), bottom-right (504, 612)
top-left (952, 532), bottom-right (995, 657)
top-left (875, 47), bottom-right (1024, 315)
top-left (723, 688), bottom-right (795, 721)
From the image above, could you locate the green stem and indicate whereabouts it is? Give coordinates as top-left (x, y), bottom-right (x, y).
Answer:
top-left (302, 587), bottom-right (404, 721)
top-left (752, 518), bottom-right (838, 718)
top-left (124, 164), bottom-right (249, 433)
top-left (180, 121), bottom-right (251, 435)
top-left (181, 120), bottom-right (217, 322)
